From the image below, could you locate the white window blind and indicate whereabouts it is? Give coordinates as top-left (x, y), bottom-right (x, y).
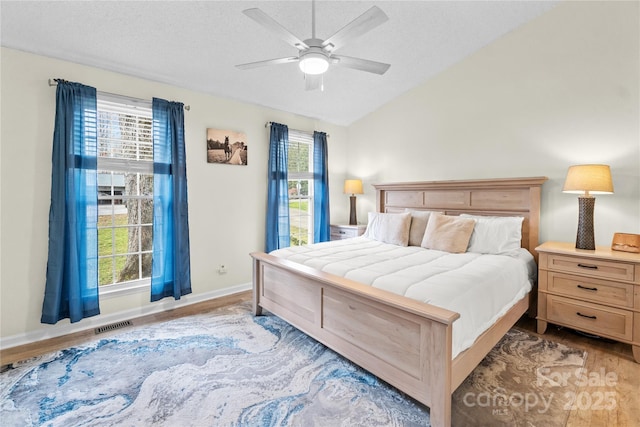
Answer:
top-left (288, 129), bottom-right (313, 179)
top-left (97, 98), bottom-right (153, 173)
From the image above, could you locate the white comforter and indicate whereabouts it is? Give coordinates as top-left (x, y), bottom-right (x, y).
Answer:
top-left (270, 237), bottom-right (535, 358)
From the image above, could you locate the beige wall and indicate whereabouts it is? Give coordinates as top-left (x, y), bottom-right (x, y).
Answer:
top-left (0, 47), bottom-right (348, 342)
top-left (347, 1), bottom-right (639, 245)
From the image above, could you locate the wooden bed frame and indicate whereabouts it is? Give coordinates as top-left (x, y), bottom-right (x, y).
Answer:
top-left (251, 177), bottom-right (547, 427)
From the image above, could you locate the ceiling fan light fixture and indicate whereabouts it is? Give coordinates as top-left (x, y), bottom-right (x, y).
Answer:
top-left (238, 3), bottom-right (390, 88)
top-left (299, 52), bottom-right (329, 75)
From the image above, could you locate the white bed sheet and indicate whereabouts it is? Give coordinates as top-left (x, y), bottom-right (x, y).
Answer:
top-left (270, 237), bottom-right (535, 358)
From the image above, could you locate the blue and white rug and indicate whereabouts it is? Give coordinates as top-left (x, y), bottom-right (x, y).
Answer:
top-left (1, 303), bottom-right (585, 426)
top-left (1, 303), bottom-right (430, 426)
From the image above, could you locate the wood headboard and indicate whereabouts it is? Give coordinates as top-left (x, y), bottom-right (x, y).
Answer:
top-left (373, 177), bottom-right (548, 261)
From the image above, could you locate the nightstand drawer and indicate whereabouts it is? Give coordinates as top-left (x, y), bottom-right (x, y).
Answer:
top-left (331, 229), bottom-right (357, 239)
top-left (547, 294), bottom-right (633, 341)
top-left (546, 254), bottom-right (635, 282)
top-left (330, 224), bottom-right (366, 241)
top-left (546, 272), bottom-right (634, 308)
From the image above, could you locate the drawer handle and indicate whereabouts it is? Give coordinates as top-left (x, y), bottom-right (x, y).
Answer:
top-left (576, 312), bottom-right (597, 320)
top-left (577, 284), bottom-right (598, 292)
top-left (339, 231), bottom-right (346, 234)
top-left (577, 263), bottom-right (598, 270)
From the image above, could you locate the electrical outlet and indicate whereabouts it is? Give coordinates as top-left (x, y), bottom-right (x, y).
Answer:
top-left (218, 264), bottom-right (227, 274)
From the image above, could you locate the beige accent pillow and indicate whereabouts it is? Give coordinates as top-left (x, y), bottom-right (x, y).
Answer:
top-left (421, 214), bottom-right (476, 253)
top-left (363, 212), bottom-right (412, 246)
top-left (405, 209), bottom-right (444, 246)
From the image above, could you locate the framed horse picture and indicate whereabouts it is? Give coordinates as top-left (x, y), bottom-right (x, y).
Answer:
top-left (206, 128), bottom-right (248, 166)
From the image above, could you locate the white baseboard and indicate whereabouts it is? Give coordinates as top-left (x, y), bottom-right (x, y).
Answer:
top-left (0, 283), bottom-right (252, 351)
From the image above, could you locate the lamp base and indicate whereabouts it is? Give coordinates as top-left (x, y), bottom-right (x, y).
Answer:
top-left (575, 196), bottom-right (595, 250)
top-left (349, 195), bottom-right (357, 225)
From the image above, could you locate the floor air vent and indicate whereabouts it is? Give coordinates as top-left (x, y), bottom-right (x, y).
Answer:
top-left (95, 320), bottom-right (132, 335)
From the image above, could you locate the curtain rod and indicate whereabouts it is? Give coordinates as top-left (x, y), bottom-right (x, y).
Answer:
top-left (48, 79), bottom-right (190, 111)
top-left (265, 121), bottom-right (330, 138)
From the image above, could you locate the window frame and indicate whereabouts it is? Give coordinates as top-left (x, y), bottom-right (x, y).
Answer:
top-left (287, 130), bottom-right (315, 247)
top-left (96, 94), bottom-right (154, 297)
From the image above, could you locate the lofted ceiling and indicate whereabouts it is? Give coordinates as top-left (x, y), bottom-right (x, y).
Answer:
top-left (1, 1), bottom-right (558, 126)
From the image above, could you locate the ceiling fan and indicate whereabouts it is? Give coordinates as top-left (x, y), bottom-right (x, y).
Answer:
top-left (236, 0), bottom-right (390, 91)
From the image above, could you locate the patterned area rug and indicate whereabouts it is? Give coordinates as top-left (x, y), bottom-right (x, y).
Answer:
top-left (1, 303), bottom-right (586, 426)
top-left (452, 328), bottom-right (586, 427)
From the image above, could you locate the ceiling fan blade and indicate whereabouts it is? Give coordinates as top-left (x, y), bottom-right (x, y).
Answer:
top-left (332, 55), bottom-right (390, 75)
top-left (304, 74), bottom-right (323, 91)
top-left (243, 8), bottom-right (309, 50)
top-left (322, 6), bottom-right (388, 52)
top-left (236, 57), bottom-right (299, 70)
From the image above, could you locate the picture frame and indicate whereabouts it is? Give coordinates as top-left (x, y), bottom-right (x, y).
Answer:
top-left (206, 128), bottom-right (247, 165)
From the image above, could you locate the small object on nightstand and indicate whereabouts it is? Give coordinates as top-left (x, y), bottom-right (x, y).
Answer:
top-left (611, 233), bottom-right (640, 254)
top-left (330, 224), bottom-right (367, 241)
top-left (536, 241), bottom-right (640, 363)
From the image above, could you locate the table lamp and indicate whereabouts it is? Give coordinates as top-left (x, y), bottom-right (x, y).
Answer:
top-left (562, 164), bottom-right (614, 250)
top-left (344, 179), bottom-right (363, 225)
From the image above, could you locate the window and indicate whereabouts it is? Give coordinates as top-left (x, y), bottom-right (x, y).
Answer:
top-left (288, 130), bottom-right (314, 246)
top-left (97, 95), bottom-right (153, 288)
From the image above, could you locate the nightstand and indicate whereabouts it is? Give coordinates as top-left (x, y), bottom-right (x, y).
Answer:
top-left (536, 241), bottom-right (640, 363)
top-left (330, 224), bottom-right (367, 241)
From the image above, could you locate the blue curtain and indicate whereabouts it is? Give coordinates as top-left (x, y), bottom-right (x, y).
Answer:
top-left (266, 123), bottom-right (290, 252)
top-left (42, 81), bottom-right (100, 324)
top-left (313, 131), bottom-right (330, 243)
top-left (151, 98), bottom-right (192, 301)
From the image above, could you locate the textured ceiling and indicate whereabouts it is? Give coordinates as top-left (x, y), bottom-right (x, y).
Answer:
top-left (1, 1), bottom-right (558, 126)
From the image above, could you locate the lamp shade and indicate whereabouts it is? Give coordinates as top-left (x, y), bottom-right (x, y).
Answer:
top-left (344, 179), bottom-right (363, 195)
top-left (562, 164), bottom-right (614, 195)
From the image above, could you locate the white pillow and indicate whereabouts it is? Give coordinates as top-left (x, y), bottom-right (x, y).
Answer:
top-left (460, 214), bottom-right (524, 255)
top-left (364, 212), bottom-right (412, 246)
top-left (404, 209), bottom-right (443, 246)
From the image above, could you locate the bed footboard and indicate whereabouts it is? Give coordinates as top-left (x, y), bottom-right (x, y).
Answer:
top-left (252, 251), bottom-right (460, 427)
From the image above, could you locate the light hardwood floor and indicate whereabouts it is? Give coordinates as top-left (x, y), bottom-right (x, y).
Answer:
top-left (2, 291), bottom-right (638, 426)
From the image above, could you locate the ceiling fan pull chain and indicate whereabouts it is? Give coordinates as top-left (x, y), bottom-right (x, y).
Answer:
top-left (311, 0), bottom-right (316, 39)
